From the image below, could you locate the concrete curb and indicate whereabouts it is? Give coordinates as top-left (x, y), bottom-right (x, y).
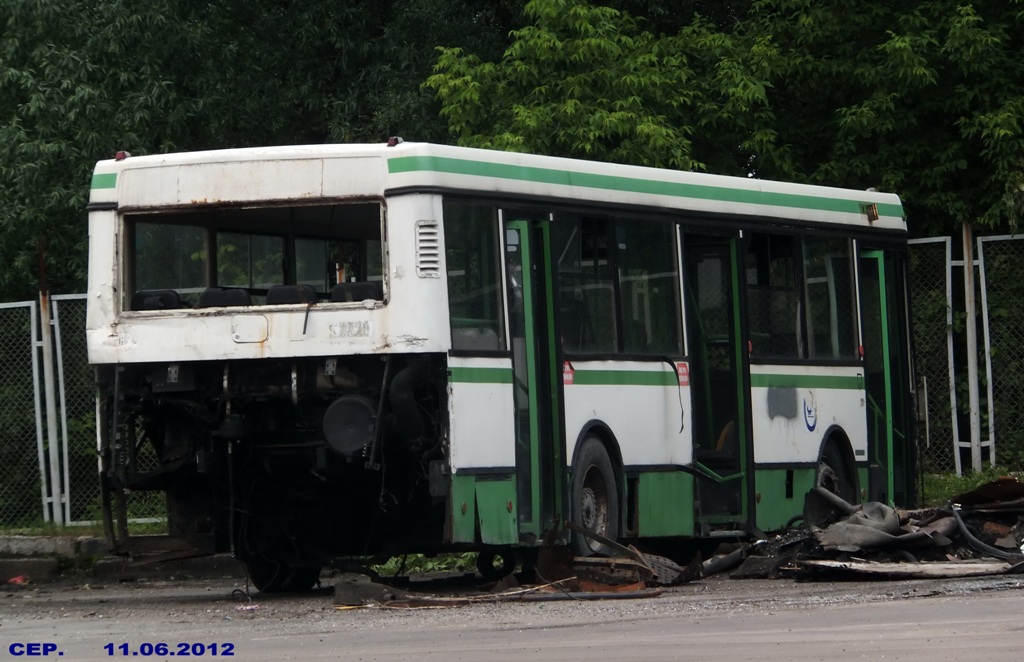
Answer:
top-left (0, 535), bottom-right (107, 559)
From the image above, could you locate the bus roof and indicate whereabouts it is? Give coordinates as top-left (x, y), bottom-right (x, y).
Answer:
top-left (89, 142), bottom-right (905, 232)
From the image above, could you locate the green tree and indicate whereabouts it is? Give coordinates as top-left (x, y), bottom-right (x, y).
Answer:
top-left (748, 0), bottom-right (1024, 234)
top-left (0, 1), bottom-right (208, 298)
top-left (426, 0), bottom-right (778, 174)
top-left (0, 0), bottom-right (524, 301)
top-left (429, 0), bottom-right (1024, 235)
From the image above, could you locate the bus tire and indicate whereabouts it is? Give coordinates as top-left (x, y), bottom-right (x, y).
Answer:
top-left (571, 437), bottom-right (619, 556)
top-left (817, 442), bottom-right (857, 505)
top-left (476, 549), bottom-right (516, 581)
top-left (245, 559), bottom-right (321, 593)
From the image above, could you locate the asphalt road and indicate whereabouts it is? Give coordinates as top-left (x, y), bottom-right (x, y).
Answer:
top-left (2, 573), bottom-right (1022, 661)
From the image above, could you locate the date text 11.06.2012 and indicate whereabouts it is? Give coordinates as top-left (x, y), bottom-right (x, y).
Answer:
top-left (104, 643), bottom-right (235, 657)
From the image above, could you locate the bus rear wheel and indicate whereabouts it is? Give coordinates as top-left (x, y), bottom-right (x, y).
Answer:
top-left (571, 437), bottom-right (619, 556)
top-left (817, 443), bottom-right (856, 505)
top-left (245, 559), bottom-right (321, 593)
top-left (476, 549), bottom-right (516, 581)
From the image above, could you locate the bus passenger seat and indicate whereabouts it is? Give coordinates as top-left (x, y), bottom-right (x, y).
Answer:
top-left (131, 289), bottom-right (186, 311)
top-left (198, 287), bottom-right (252, 308)
top-left (330, 281), bottom-right (382, 303)
top-left (266, 284), bottom-right (318, 305)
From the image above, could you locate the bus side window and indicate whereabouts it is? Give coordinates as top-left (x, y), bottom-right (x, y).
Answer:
top-left (803, 237), bottom-right (857, 359)
top-left (616, 221), bottom-right (682, 355)
top-left (443, 200), bottom-right (506, 352)
top-left (554, 217), bottom-right (617, 354)
top-left (745, 233), bottom-right (802, 359)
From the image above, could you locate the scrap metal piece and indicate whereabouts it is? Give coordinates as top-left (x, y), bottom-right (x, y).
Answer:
top-left (643, 550), bottom-right (702, 585)
top-left (701, 540), bottom-right (766, 577)
top-left (564, 521), bottom-right (697, 585)
top-left (952, 477), bottom-right (1024, 509)
top-left (799, 559), bottom-right (1013, 579)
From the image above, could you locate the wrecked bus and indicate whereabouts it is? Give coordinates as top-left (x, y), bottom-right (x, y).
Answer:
top-left (86, 141), bottom-right (916, 590)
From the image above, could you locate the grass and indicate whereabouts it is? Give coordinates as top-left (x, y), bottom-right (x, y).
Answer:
top-left (920, 467), bottom-right (1020, 507)
top-left (371, 552), bottom-right (477, 577)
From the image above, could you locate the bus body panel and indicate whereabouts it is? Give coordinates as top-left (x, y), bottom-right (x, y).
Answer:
top-left (749, 364), bottom-right (867, 465)
top-left (383, 145), bottom-right (905, 233)
top-left (447, 356), bottom-right (517, 470)
top-left (562, 360), bottom-right (690, 467)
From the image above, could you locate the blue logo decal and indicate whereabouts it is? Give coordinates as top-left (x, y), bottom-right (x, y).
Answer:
top-left (803, 399), bottom-right (817, 432)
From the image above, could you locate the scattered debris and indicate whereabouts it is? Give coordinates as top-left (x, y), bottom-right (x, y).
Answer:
top-left (332, 477), bottom-right (1024, 609)
top-left (798, 559), bottom-right (1020, 579)
top-left (725, 479), bottom-right (1024, 581)
top-left (952, 476), bottom-right (1024, 509)
top-left (234, 604), bottom-right (261, 612)
top-left (334, 579), bottom-right (411, 607)
top-left (701, 541), bottom-right (764, 577)
top-left (563, 521), bottom-right (700, 586)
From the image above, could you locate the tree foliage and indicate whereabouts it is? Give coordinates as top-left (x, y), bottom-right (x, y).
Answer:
top-left (749, 0), bottom-right (1024, 234)
top-left (429, 0), bottom-right (1024, 235)
top-left (0, 0), bottom-right (523, 300)
top-left (426, 0), bottom-right (777, 173)
top-left (2, 0), bottom-right (1022, 304)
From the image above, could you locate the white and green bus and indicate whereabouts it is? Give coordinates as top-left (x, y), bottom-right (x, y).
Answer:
top-left (87, 141), bottom-right (915, 590)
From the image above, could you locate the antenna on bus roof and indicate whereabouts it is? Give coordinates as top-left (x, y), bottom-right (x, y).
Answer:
top-left (386, 136), bottom-right (404, 147)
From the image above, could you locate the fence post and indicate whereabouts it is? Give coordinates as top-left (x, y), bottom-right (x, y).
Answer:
top-left (962, 223), bottom-right (983, 473)
top-left (39, 291), bottom-right (64, 525)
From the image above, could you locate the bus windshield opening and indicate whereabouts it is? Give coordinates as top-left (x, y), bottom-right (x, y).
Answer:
top-left (126, 202), bottom-right (384, 309)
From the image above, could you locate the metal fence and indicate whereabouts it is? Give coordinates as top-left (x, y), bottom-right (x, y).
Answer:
top-left (979, 236), bottom-right (1024, 470)
top-left (0, 301), bottom-right (45, 526)
top-left (907, 232), bottom-right (1024, 476)
top-left (0, 294), bottom-right (162, 528)
top-left (52, 295), bottom-right (100, 523)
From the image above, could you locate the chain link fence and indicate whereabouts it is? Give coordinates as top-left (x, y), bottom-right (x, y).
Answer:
top-left (0, 302), bottom-right (45, 525)
top-left (53, 295), bottom-right (99, 523)
top-left (980, 236), bottom-right (1024, 470)
top-left (0, 295), bottom-right (166, 529)
top-left (907, 238), bottom-right (955, 474)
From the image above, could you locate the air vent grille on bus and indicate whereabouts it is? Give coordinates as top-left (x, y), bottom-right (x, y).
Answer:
top-left (415, 220), bottom-right (441, 278)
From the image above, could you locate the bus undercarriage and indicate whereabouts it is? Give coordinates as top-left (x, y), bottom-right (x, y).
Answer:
top-left (97, 352), bottom-right (453, 591)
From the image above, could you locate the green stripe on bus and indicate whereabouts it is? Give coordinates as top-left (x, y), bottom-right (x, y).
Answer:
top-left (449, 366), bottom-right (513, 384)
top-left (91, 173), bottom-right (116, 189)
top-left (750, 373), bottom-right (864, 390)
top-left (388, 156), bottom-right (904, 218)
top-left (571, 369), bottom-right (677, 386)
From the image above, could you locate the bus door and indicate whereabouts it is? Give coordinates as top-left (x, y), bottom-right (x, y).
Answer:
top-left (683, 232), bottom-right (751, 525)
top-left (503, 215), bottom-right (565, 542)
top-left (859, 250), bottom-right (915, 506)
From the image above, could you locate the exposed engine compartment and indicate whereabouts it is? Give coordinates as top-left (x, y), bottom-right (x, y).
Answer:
top-left (97, 352), bottom-right (451, 588)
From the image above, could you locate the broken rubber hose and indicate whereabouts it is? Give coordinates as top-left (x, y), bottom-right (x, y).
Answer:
top-left (809, 485), bottom-right (862, 516)
top-left (951, 506), bottom-right (1024, 563)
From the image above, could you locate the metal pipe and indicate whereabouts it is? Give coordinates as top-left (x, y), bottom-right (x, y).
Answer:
top-left (39, 291), bottom-right (63, 525)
